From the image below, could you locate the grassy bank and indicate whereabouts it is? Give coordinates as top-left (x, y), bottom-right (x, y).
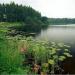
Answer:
top-left (0, 22), bottom-right (72, 74)
top-left (0, 22), bottom-right (22, 31)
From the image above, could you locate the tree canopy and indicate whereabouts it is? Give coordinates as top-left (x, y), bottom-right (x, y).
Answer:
top-left (0, 2), bottom-right (39, 21)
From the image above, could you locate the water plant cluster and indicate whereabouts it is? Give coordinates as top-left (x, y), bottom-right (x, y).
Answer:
top-left (20, 37), bottom-right (72, 74)
top-left (0, 35), bottom-right (72, 74)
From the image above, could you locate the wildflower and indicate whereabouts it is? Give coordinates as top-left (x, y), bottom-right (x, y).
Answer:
top-left (20, 44), bottom-right (27, 53)
top-left (33, 64), bottom-right (40, 73)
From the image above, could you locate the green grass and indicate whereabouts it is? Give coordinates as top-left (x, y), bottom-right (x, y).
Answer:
top-left (0, 22), bottom-right (22, 33)
top-left (0, 37), bottom-right (21, 74)
top-left (0, 22), bottom-right (28, 74)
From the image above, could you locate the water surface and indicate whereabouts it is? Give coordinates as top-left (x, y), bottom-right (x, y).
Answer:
top-left (35, 24), bottom-right (75, 56)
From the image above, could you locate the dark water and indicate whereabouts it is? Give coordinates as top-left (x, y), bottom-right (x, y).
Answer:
top-left (35, 24), bottom-right (75, 74)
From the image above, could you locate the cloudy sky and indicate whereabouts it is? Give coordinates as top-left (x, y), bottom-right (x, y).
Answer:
top-left (0, 0), bottom-right (75, 18)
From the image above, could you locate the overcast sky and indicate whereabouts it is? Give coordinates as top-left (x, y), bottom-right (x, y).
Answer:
top-left (0, 0), bottom-right (75, 18)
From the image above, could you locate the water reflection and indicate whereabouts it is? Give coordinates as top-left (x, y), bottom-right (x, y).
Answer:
top-left (36, 25), bottom-right (75, 42)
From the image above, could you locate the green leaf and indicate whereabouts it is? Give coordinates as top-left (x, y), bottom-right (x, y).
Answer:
top-left (64, 52), bottom-right (72, 57)
top-left (48, 59), bottom-right (55, 65)
top-left (58, 43), bottom-right (64, 47)
top-left (64, 45), bottom-right (71, 48)
top-left (51, 48), bottom-right (56, 54)
top-left (59, 56), bottom-right (66, 61)
top-left (64, 49), bottom-right (69, 52)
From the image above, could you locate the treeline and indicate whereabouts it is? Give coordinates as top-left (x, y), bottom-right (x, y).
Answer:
top-left (0, 2), bottom-right (49, 33)
top-left (0, 2), bottom-right (49, 31)
top-left (49, 18), bottom-right (75, 25)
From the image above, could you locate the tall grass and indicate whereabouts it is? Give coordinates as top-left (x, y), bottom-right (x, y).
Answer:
top-left (0, 35), bottom-right (28, 74)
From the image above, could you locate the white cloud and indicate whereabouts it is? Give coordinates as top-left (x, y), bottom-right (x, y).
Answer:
top-left (0, 0), bottom-right (75, 18)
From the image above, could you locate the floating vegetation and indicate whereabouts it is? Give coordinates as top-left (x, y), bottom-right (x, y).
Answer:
top-left (0, 35), bottom-right (72, 74)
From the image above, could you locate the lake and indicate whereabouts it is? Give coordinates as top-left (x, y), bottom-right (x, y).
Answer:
top-left (35, 24), bottom-right (75, 57)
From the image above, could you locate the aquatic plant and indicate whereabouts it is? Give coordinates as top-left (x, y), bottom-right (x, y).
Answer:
top-left (20, 37), bottom-right (72, 74)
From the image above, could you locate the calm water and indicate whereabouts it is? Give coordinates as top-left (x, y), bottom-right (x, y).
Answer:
top-left (35, 24), bottom-right (75, 56)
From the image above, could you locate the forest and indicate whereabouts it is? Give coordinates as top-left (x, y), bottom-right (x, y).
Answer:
top-left (49, 18), bottom-right (75, 25)
top-left (0, 2), bottom-right (50, 33)
top-left (0, 1), bottom-right (75, 25)
top-left (0, 2), bottom-right (49, 26)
